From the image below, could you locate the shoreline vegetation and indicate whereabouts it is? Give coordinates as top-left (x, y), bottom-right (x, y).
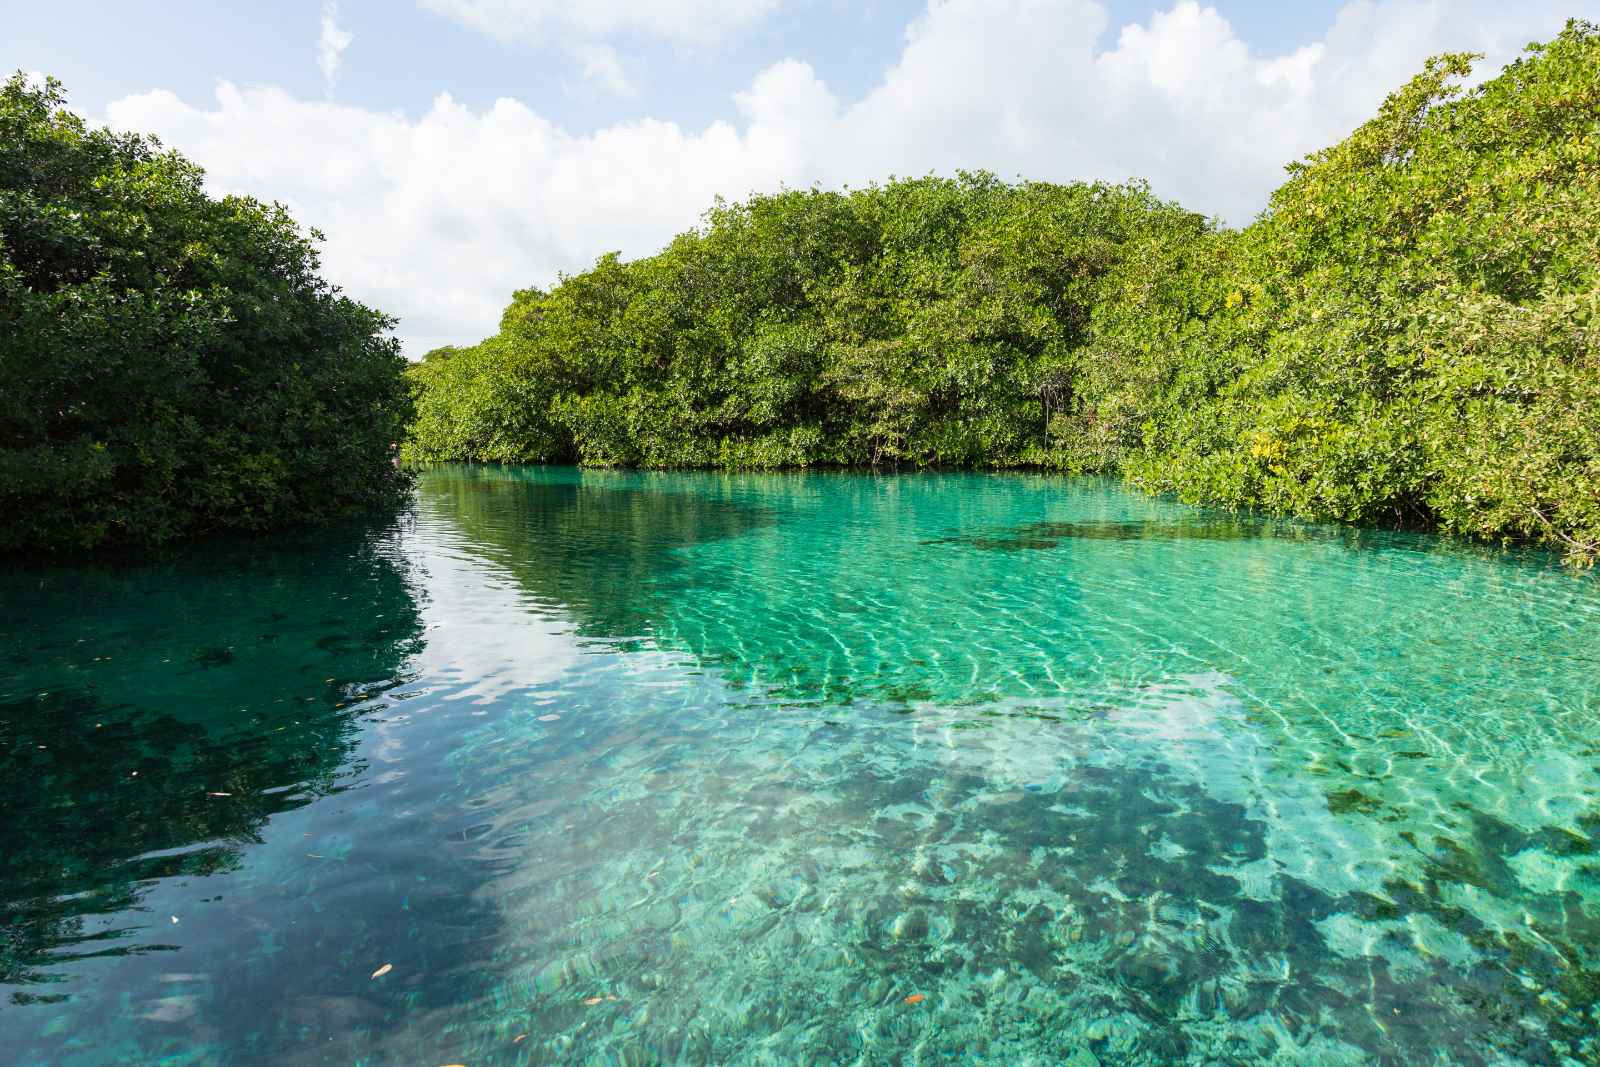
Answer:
top-left (0, 75), bottom-right (412, 554)
top-left (3, 21), bottom-right (1596, 564)
top-left (406, 21), bottom-right (1599, 565)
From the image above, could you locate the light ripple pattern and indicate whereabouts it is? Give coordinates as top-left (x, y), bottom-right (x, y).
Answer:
top-left (0, 465), bottom-right (1597, 1066)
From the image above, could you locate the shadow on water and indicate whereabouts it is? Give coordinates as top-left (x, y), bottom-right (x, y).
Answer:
top-left (455, 679), bottom-right (1600, 1066)
top-left (919, 517), bottom-right (1333, 550)
top-left (0, 521), bottom-right (425, 1000)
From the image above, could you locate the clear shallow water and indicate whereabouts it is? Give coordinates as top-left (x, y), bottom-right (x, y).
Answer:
top-left (3, 467), bottom-right (1599, 1066)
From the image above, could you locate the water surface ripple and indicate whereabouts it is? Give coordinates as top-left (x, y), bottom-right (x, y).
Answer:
top-left (2, 467), bottom-right (1598, 1065)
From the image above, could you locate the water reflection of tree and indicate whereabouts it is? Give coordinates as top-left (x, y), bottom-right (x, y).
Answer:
top-left (0, 524), bottom-right (424, 996)
top-left (418, 465), bottom-right (779, 643)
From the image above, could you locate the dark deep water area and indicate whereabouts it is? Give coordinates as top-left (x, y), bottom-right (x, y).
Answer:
top-left (2, 466), bottom-right (1598, 1065)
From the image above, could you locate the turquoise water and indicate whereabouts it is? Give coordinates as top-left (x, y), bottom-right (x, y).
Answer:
top-left (3, 467), bottom-right (1599, 1066)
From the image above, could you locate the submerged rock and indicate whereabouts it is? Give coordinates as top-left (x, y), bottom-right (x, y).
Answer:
top-left (891, 908), bottom-right (930, 942)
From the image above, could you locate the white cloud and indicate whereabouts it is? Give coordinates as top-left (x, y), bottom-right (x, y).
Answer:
top-left (318, 1), bottom-right (354, 93)
top-left (417, 0), bottom-right (783, 45)
top-left (567, 42), bottom-right (639, 99)
top-left (105, 0), bottom-right (1594, 354)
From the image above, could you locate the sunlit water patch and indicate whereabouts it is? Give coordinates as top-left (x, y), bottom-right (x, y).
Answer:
top-left (2, 466), bottom-right (1598, 1065)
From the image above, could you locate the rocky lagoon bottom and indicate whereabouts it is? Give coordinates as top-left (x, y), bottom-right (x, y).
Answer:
top-left (3, 467), bottom-right (1598, 1065)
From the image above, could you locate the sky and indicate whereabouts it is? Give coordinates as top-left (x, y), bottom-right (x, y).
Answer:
top-left (6, 0), bottom-right (1595, 354)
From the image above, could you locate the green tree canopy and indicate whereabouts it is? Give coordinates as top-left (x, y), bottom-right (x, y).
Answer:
top-left (403, 175), bottom-right (1208, 472)
top-left (1, 74), bottom-right (413, 552)
top-left (1116, 22), bottom-right (1600, 563)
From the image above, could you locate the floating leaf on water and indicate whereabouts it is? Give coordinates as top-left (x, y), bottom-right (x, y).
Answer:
top-left (371, 963), bottom-right (392, 979)
top-left (904, 994), bottom-right (925, 1005)
top-left (512, 1034), bottom-right (527, 1043)
top-left (583, 996), bottom-right (604, 1005)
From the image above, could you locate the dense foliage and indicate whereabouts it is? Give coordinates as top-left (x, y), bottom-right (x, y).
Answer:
top-left (407, 176), bottom-right (1208, 471)
top-left (1108, 22), bottom-right (1600, 563)
top-left (1, 75), bottom-right (412, 552)
top-left (408, 22), bottom-right (1600, 563)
